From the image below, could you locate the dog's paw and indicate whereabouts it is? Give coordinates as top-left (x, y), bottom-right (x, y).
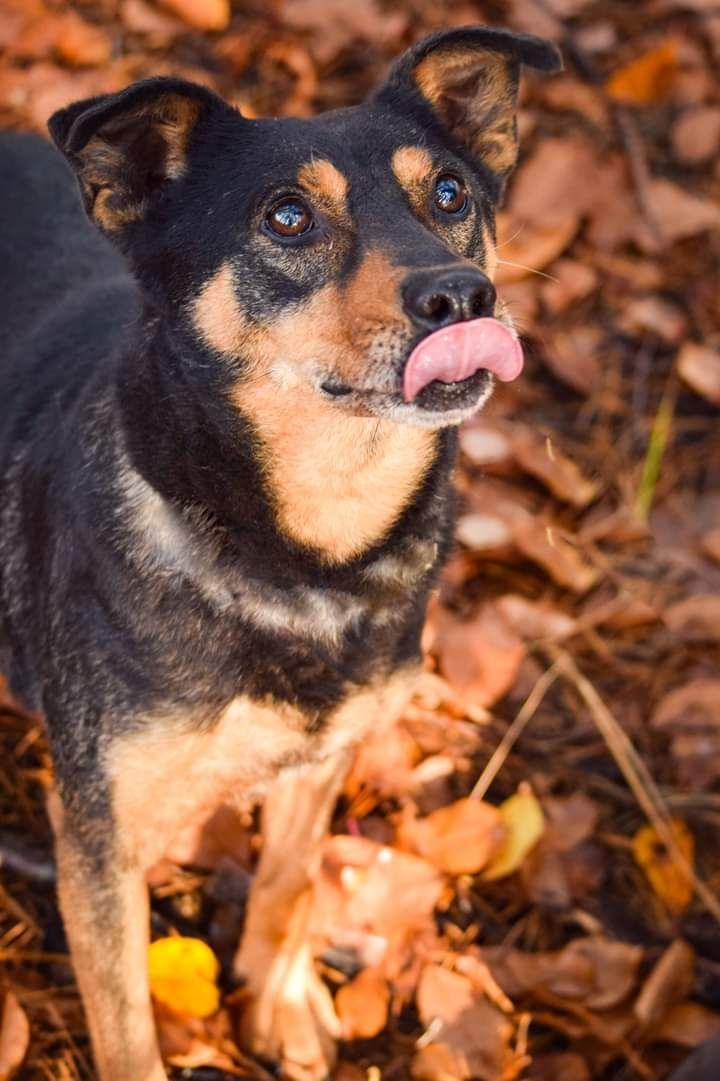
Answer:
top-left (237, 942), bottom-right (340, 1081)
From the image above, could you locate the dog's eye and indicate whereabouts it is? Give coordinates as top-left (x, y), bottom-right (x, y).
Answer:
top-left (434, 175), bottom-right (468, 216)
top-left (265, 198), bottom-right (313, 238)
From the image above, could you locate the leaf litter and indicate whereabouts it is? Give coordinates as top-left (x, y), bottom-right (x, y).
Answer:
top-left (0, 0), bottom-right (719, 1078)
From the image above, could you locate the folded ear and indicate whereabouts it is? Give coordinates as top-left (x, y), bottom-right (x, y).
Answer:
top-left (375, 26), bottom-right (561, 183)
top-left (48, 77), bottom-right (225, 234)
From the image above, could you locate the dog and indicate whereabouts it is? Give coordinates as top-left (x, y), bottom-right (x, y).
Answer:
top-left (0, 25), bottom-right (560, 1081)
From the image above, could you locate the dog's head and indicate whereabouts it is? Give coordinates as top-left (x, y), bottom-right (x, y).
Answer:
top-left (50, 27), bottom-right (560, 431)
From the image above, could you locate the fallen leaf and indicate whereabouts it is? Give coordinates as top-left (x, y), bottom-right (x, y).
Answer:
top-left (618, 296), bottom-right (688, 343)
top-left (633, 819), bottom-right (695, 917)
top-left (700, 529), bottom-right (720, 564)
top-left (495, 217), bottom-right (578, 284)
top-left (677, 343), bottom-right (720, 405)
top-left (495, 594), bottom-right (577, 642)
top-left (651, 680), bottom-right (720, 730)
top-left (642, 180), bottom-right (720, 248)
top-left (0, 992), bottom-right (29, 1080)
top-left (120, 0), bottom-right (184, 40)
top-left (508, 137), bottom-right (600, 227)
top-left (433, 603), bottom-right (527, 709)
top-left (399, 799), bottom-right (506, 876)
top-left (412, 1042), bottom-right (467, 1081)
top-left (282, 0), bottom-right (407, 64)
top-left (514, 523), bottom-right (598, 594)
top-left (512, 432), bottom-right (598, 507)
top-left (159, 0), bottom-right (229, 31)
top-left (416, 965), bottom-right (517, 1081)
top-left (149, 937), bottom-right (220, 1018)
top-left (540, 258), bottom-right (598, 314)
top-left (655, 1001), bottom-right (720, 1047)
top-left (634, 939), bottom-right (695, 1029)
top-left (485, 935), bottom-right (643, 1010)
top-left (607, 40), bottom-right (678, 104)
top-left (542, 327), bottom-right (603, 396)
top-left (335, 967), bottom-right (389, 1040)
top-left (527, 1052), bottom-right (590, 1081)
top-left (672, 105), bottom-right (720, 163)
top-left (455, 513), bottom-right (513, 553)
top-left (54, 12), bottom-right (111, 67)
top-left (484, 784), bottom-right (545, 881)
top-left (665, 594), bottom-right (720, 642)
top-left (459, 422), bottom-right (513, 467)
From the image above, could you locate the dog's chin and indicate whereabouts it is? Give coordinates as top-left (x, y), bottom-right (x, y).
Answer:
top-left (317, 369), bottom-right (495, 429)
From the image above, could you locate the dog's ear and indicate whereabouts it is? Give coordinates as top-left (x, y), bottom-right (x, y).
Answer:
top-left (375, 27), bottom-right (561, 184)
top-left (49, 77), bottom-right (225, 234)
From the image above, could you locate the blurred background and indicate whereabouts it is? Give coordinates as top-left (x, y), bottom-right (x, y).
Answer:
top-left (0, 1), bottom-right (719, 1079)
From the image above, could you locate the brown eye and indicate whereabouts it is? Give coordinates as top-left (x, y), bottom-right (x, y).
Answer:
top-left (266, 198), bottom-right (313, 238)
top-left (434, 174), bottom-right (468, 216)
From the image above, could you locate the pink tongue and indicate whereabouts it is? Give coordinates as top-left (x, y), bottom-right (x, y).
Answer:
top-left (403, 318), bottom-right (523, 403)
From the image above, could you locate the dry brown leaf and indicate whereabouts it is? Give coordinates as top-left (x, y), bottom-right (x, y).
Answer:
top-left (0, 992), bottom-right (29, 1080)
top-left (528, 1053), bottom-right (590, 1081)
top-left (412, 1042), bottom-right (468, 1081)
top-left (651, 679), bottom-right (720, 730)
top-left (677, 343), bottom-right (720, 405)
top-left (416, 965), bottom-right (517, 1081)
top-left (459, 422), bottom-right (513, 467)
top-left (618, 297), bottom-right (688, 343)
top-left (55, 12), bottom-right (111, 67)
top-left (495, 594), bottom-right (577, 642)
top-left (455, 513), bottom-right (513, 553)
top-left (672, 105), bottom-right (720, 164)
top-left (398, 798), bottom-right (506, 876)
top-left (484, 936), bottom-right (643, 1010)
top-left (542, 327), bottom-right (603, 396)
top-left (508, 137), bottom-right (599, 227)
top-left (665, 594), bottom-right (720, 642)
top-left (433, 603), bottom-right (527, 708)
top-left (607, 40), bottom-right (678, 104)
top-left (282, 0), bottom-right (407, 63)
top-left (655, 1001), bottom-right (720, 1047)
top-left (634, 939), bottom-right (695, 1029)
top-left (700, 529), bottom-right (720, 564)
top-left (512, 432), bottom-right (598, 507)
top-left (642, 180), bottom-right (720, 249)
top-left (335, 967), bottom-right (389, 1040)
top-left (633, 819), bottom-right (695, 917)
top-left (484, 785), bottom-right (545, 881)
top-left (514, 523), bottom-right (598, 594)
top-left (120, 0), bottom-right (184, 39)
top-left (159, 0), bottom-right (229, 31)
top-left (540, 258), bottom-right (598, 314)
top-left (496, 217), bottom-right (578, 284)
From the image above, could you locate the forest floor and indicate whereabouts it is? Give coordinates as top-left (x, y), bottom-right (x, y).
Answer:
top-left (0, 0), bottom-right (719, 1078)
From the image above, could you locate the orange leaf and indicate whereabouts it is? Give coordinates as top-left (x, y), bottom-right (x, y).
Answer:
top-left (399, 798), bottom-right (506, 876)
top-left (0, 992), bottom-right (30, 1080)
top-left (607, 41), bottom-right (678, 105)
top-left (633, 819), bottom-right (694, 917)
top-left (336, 967), bottom-right (389, 1040)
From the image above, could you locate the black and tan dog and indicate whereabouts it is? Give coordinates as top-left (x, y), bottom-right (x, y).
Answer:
top-left (0, 26), bottom-right (560, 1081)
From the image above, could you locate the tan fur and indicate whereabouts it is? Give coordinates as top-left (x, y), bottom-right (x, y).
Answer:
top-left (107, 670), bottom-right (419, 871)
top-left (298, 158), bottom-right (349, 210)
top-left (414, 47), bottom-right (518, 175)
top-left (49, 792), bottom-right (166, 1081)
top-left (391, 145), bottom-right (433, 191)
top-left (193, 254), bottom-right (437, 563)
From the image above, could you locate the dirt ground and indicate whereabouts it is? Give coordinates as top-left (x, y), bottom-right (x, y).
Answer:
top-left (0, 0), bottom-right (719, 1078)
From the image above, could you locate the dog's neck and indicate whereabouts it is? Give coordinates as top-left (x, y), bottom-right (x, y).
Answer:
top-left (115, 315), bottom-right (458, 587)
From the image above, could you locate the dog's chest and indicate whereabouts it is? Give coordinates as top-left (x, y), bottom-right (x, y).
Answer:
top-left (107, 671), bottom-right (417, 870)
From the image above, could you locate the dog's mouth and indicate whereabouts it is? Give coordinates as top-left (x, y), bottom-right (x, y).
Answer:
top-left (317, 317), bottom-right (524, 428)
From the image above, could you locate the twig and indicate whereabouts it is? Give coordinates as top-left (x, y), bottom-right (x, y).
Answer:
top-left (546, 646), bottom-right (720, 927)
top-left (470, 661), bottom-right (561, 801)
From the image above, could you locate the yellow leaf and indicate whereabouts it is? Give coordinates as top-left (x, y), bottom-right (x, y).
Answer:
top-left (148, 937), bottom-right (220, 1018)
top-left (633, 819), bottom-right (694, 917)
top-left (607, 41), bottom-right (678, 106)
top-left (484, 784), bottom-right (545, 881)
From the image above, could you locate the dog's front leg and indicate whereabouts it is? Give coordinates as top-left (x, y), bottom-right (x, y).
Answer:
top-left (234, 749), bottom-right (351, 1081)
top-left (49, 792), bottom-right (167, 1081)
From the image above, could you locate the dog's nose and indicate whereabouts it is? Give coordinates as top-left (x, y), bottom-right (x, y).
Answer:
top-left (403, 267), bottom-right (497, 330)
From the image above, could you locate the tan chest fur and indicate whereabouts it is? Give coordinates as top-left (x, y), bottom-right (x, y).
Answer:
top-left (107, 671), bottom-right (418, 870)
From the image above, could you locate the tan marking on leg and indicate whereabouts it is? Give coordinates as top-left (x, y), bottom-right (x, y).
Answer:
top-left (52, 810), bottom-right (167, 1081)
top-left (391, 145), bottom-right (433, 191)
top-left (297, 158), bottom-right (349, 211)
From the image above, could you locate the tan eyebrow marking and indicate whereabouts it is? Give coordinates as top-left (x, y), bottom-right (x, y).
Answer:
top-left (391, 145), bottom-right (433, 190)
top-left (297, 159), bottom-right (349, 208)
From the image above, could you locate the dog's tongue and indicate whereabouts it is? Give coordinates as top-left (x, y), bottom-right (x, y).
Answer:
top-left (403, 318), bottom-right (523, 403)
